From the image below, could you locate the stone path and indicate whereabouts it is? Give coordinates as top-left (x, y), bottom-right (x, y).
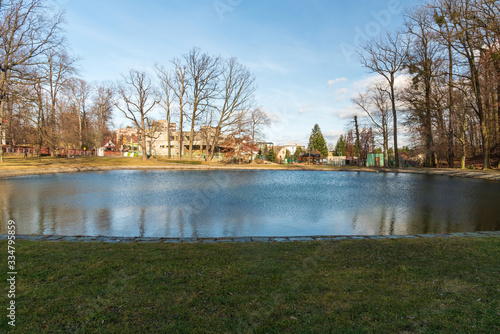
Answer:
top-left (2, 231), bottom-right (499, 244)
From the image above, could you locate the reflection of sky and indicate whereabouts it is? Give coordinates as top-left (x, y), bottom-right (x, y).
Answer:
top-left (1, 171), bottom-right (499, 237)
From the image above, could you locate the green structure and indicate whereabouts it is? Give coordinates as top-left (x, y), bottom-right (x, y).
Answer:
top-left (367, 153), bottom-right (385, 167)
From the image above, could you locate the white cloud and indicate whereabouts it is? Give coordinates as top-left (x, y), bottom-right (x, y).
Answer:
top-left (332, 105), bottom-right (365, 120)
top-left (266, 111), bottom-right (282, 123)
top-left (327, 77), bottom-right (347, 86)
top-left (323, 129), bottom-right (344, 144)
top-left (299, 104), bottom-right (310, 114)
top-left (352, 74), bottom-right (412, 92)
top-left (333, 88), bottom-right (349, 101)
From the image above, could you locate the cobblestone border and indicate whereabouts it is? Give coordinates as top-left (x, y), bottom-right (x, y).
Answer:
top-left (1, 231), bottom-right (499, 244)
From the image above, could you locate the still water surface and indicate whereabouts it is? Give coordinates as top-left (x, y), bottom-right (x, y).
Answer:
top-left (1, 170), bottom-right (499, 238)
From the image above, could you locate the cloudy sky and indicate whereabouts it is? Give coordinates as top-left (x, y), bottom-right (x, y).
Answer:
top-left (58, 0), bottom-right (420, 146)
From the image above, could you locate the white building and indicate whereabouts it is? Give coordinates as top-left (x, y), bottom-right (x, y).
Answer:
top-left (282, 141), bottom-right (302, 155)
top-left (147, 125), bottom-right (229, 159)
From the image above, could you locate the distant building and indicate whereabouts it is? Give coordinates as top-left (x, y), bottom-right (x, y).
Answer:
top-left (147, 125), bottom-right (229, 159)
top-left (116, 127), bottom-right (138, 140)
top-left (282, 141), bottom-right (302, 155)
top-left (328, 152), bottom-right (347, 166)
top-left (257, 142), bottom-right (274, 154)
top-left (276, 147), bottom-right (288, 161)
top-left (152, 120), bottom-right (176, 132)
top-left (367, 153), bottom-right (385, 167)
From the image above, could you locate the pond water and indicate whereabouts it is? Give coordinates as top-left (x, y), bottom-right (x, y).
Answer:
top-left (1, 170), bottom-right (499, 238)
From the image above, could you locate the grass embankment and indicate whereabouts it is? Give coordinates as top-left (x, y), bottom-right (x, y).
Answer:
top-left (0, 156), bottom-right (342, 172)
top-left (0, 156), bottom-right (167, 171)
top-left (155, 158), bottom-right (203, 165)
top-left (2, 238), bottom-right (499, 333)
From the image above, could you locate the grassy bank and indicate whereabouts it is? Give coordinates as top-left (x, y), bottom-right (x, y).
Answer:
top-left (0, 156), bottom-right (167, 170)
top-left (2, 238), bottom-right (499, 333)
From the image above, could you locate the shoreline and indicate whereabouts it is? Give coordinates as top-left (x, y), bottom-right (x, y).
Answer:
top-left (1, 163), bottom-right (500, 181)
top-left (2, 231), bottom-right (500, 244)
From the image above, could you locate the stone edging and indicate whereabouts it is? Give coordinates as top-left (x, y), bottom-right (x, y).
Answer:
top-left (2, 231), bottom-right (499, 244)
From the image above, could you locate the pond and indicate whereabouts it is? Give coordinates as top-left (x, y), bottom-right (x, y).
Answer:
top-left (1, 170), bottom-right (499, 238)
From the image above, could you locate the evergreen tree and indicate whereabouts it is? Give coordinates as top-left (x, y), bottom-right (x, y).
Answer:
top-left (308, 124), bottom-right (329, 157)
top-left (266, 148), bottom-right (276, 162)
top-left (333, 135), bottom-right (347, 156)
top-left (293, 146), bottom-right (304, 160)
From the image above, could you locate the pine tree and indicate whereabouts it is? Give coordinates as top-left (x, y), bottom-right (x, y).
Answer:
top-left (293, 146), bottom-right (304, 160)
top-left (334, 135), bottom-right (347, 156)
top-left (308, 124), bottom-right (329, 157)
top-left (266, 148), bottom-right (276, 162)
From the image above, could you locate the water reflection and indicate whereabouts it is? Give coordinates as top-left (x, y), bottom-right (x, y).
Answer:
top-left (1, 170), bottom-right (499, 237)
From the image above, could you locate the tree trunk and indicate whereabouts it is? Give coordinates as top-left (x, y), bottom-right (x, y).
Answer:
top-left (167, 118), bottom-right (171, 159)
top-left (447, 45), bottom-right (455, 168)
top-left (354, 116), bottom-right (360, 166)
top-left (141, 117), bottom-right (148, 161)
top-left (480, 121), bottom-right (490, 169)
top-left (390, 75), bottom-right (399, 168)
top-left (178, 110), bottom-right (183, 160)
top-left (188, 121), bottom-right (195, 160)
top-left (424, 81), bottom-right (435, 168)
top-left (0, 100), bottom-right (5, 163)
top-left (460, 111), bottom-right (467, 169)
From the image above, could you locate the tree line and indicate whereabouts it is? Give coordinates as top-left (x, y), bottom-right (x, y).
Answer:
top-left (350, 0), bottom-right (499, 169)
top-left (129, 48), bottom-right (270, 162)
top-left (0, 0), bottom-right (269, 163)
top-left (0, 0), bottom-right (113, 162)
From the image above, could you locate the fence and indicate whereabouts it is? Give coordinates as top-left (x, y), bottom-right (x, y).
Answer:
top-left (1, 146), bottom-right (97, 157)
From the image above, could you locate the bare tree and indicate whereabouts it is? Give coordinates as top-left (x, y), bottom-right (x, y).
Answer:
top-left (248, 106), bottom-right (270, 145)
top-left (431, 0), bottom-right (459, 168)
top-left (405, 6), bottom-right (445, 167)
top-left (170, 59), bottom-right (188, 160)
top-left (438, 0), bottom-right (493, 168)
top-left (184, 48), bottom-right (221, 159)
top-left (0, 0), bottom-right (64, 162)
top-left (359, 31), bottom-right (409, 168)
top-left (67, 78), bottom-right (91, 148)
top-left (353, 83), bottom-right (392, 167)
top-left (114, 70), bottom-right (159, 161)
top-left (91, 83), bottom-right (113, 149)
top-left (41, 49), bottom-right (77, 155)
top-left (156, 65), bottom-right (176, 159)
top-left (208, 57), bottom-right (256, 161)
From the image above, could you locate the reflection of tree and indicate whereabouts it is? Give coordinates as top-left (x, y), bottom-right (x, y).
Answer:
top-left (95, 208), bottom-right (112, 235)
top-left (37, 205), bottom-right (46, 235)
top-left (49, 206), bottom-right (58, 235)
top-left (0, 183), bottom-right (13, 234)
top-left (139, 207), bottom-right (146, 237)
top-left (163, 210), bottom-right (171, 236)
top-left (388, 209), bottom-right (396, 235)
top-left (378, 207), bottom-right (387, 235)
top-left (178, 207), bottom-right (185, 238)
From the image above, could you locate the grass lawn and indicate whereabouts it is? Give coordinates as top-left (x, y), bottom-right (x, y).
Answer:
top-left (1, 238), bottom-right (499, 333)
top-left (0, 156), bottom-right (167, 170)
top-left (0, 156), bottom-right (344, 173)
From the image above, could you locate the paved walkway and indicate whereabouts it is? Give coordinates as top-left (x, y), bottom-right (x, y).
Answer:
top-left (2, 231), bottom-right (499, 244)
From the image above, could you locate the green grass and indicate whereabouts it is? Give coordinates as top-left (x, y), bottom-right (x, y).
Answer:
top-left (155, 158), bottom-right (203, 165)
top-left (1, 238), bottom-right (499, 333)
top-left (0, 156), bottom-right (198, 172)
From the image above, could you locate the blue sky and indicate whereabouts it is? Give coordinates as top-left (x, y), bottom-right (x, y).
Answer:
top-left (58, 0), bottom-right (420, 147)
